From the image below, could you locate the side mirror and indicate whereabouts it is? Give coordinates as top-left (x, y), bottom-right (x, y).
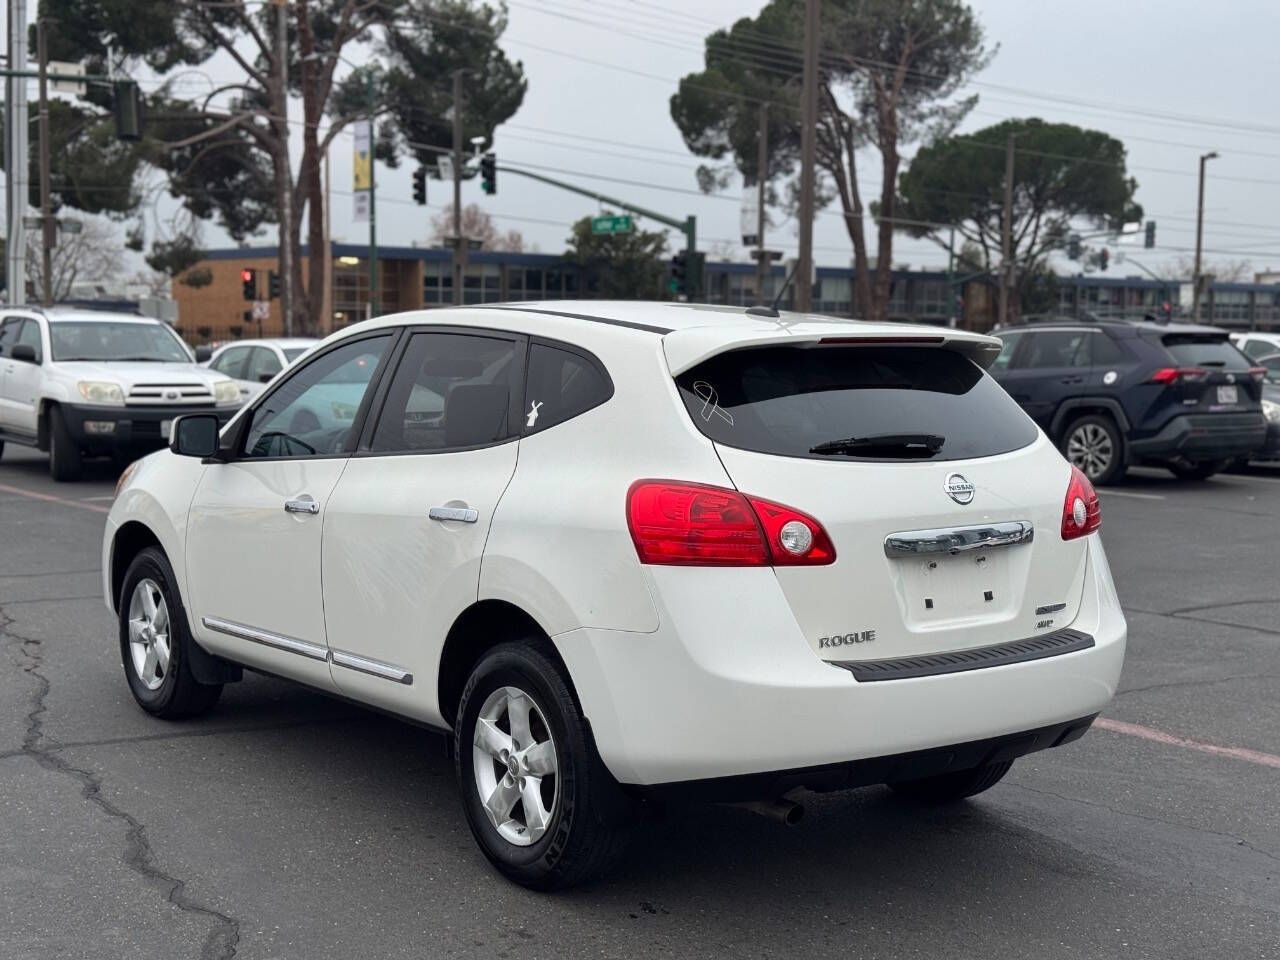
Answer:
top-left (194, 345), bottom-right (212, 363)
top-left (11, 344), bottom-right (38, 364)
top-left (170, 414), bottom-right (221, 459)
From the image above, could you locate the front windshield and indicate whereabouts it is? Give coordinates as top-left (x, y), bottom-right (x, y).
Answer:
top-left (50, 322), bottom-right (192, 362)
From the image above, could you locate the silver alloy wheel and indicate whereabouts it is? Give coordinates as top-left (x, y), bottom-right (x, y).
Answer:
top-left (127, 579), bottom-right (171, 692)
top-left (472, 685), bottom-right (560, 846)
top-left (1066, 423), bottom-right (1114, 480)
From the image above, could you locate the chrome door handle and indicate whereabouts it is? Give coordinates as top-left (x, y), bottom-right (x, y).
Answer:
top-left (429, 506), bottom-right (478, 523)
top-left (284, 498), bottom-right (320, 515)
top-left (884, 521), bottom-right (1033, 558)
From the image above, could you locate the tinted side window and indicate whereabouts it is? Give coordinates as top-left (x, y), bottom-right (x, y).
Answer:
top-left (675, 346), bottom-right (1037, 462)
top-left (244, 335), bottom-right (391, 459)
top-left (523, 343), bottom-right (612, 434)
top-left (1088, 333), bottom-right (1129, 366)
top-left (990, 332), bottom-right (1022, 372)
top-left (17, 320), bottom-right (42, 361)
top-left (1021, 331), bottom-right (1089, 368)
top-left (246, 346), bottom-right (282, 383)
top-left (0, 318), bottom-right (22, 357)
top-left (370, 332), bottom-right (518, 453)
top-left (211, 346), bottom-right (250, 379)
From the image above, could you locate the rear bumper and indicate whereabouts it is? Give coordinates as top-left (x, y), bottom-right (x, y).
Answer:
top-left (555, 536), bottom-right (1126, 788)
top-left (1248, 422), bottom-right (1280, 461)
top-left (61, 403), bottom-right (236, 452)
top-left (1129, 412), bottom-right (1266, 461)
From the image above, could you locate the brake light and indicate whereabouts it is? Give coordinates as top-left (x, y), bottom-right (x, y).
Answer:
top-left (1147, 366), bottom-right (1206, 384)
top-left (819, 336), bottom-right (945, 345)
top-left (1061, 465), bottom-right (1101, 540)
top-left (626, 480), bottom-right (835, 566)
top-left (1249, 366), bottom-right (1267, 383)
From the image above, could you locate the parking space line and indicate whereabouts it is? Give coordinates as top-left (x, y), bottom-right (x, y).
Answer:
top-left (1216, 473), bottom-right (1280, 487)
top-left (1102, 490), bottom-right (1166, 500)
top-left (0, 482), bottom-right (111, 515)
top-left (1095, 716), bottom-right (1280, 769)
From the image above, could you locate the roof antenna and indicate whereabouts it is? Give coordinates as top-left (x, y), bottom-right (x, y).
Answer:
top-left (746, 260), bottom-right (799, 319)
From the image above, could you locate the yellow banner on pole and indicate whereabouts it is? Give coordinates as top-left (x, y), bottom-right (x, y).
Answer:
top-left (353, 120), bottom-right (372, 192)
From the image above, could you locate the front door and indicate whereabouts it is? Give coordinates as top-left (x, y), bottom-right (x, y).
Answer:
top-left (185, 332), bottom-right (396, 689)
top-left (0, 318), bottom-right (44, 435)
top-left (321, 328), bottom-right (525, 723)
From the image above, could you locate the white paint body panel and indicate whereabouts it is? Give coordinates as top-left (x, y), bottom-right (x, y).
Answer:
top-left (104, 301), bottom-right (1127, 788)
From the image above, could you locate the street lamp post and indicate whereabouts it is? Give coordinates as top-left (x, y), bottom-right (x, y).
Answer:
top-left (1193, 151), bottom-right (1218, 323)
top-left (365, 71), bottom-right (377, 318)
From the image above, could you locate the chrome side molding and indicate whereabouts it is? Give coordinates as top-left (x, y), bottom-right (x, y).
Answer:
top-left (330, 649), bottom-right (414, 685)
top-left (884, 521), bottom-right (1034, 558)
top-left (202, 617), bottom-right (413, 684)
top-left (202, 616), bottom-right (329, 661)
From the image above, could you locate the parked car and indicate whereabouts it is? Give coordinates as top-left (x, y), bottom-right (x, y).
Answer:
top-left (204, 337), bottom-right (317, 402)
top-left (990, 317), bottom-right (1267, 484)
top-left (104, 301), bottom-right (1126, 889)
top-left (0, 308), bottom-right (242, 480)
top-left (1229, 331), bottom-right (1280, 361)
top-left (1238, 351), bottom-right (1280, 465)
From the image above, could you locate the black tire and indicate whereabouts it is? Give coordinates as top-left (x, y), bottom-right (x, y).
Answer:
top-left (118, 546), bottom-right (222, 719)
top-left (1167, 458), bottom-right (1227, 481)
top-left (455, 640), bottom-right (631, 890)
top-left (1060, 414), bottom-right (1126, 485)
top-left (889, 760), bottom-right (1014, 803)
top-left (48, 405), bottom-right (83, 482)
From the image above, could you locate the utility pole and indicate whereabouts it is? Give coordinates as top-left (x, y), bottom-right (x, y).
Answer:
top-left (998, 133), bottom-right (1016, 326)
top-left (795, 0), bottom-right (819, 312)
top-left (274, 0), bottom-right (294, 334)
top-left (36, 19), bottom-right (53, 306)
top-left (452, 69), bottom-right (466, 306)
top-left (366, 71), bottom-right (377, 318)
top-left (6, 0), bottom-right (29, 304)
top-left (756, 102), bottom-right (769, 303)
top-left (1192, 150), bottom-right (1218, 324)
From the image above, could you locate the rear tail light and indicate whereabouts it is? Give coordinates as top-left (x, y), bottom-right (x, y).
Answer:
top-left (1061, 465), bottom-right (1101, 540)
top-left (627, 480), bottom-right (836, 567)
top-left (1147, 366), bottom-right (1206, 384)
top-left (1249, 366), bottom-right (1267, 384)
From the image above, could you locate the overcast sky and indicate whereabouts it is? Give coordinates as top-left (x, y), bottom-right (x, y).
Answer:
top-left (8, 0), bottom-right (1280, 280)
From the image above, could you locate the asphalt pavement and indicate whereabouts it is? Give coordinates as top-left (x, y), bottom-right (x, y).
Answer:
top-left (1, 444), bottom-right (1277, 960)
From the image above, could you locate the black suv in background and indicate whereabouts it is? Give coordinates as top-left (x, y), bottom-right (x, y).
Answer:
top-left (989, 318), bottom-right (1266, 484)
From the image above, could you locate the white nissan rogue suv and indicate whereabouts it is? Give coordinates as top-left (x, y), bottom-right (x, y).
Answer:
top-left (103, 301), bottom-right (1126, 889)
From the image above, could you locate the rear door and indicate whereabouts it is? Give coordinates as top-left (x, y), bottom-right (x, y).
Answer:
top-left (997, 329), bottom-right (1092, 428)
top-left (672, 342), bottom-right (1090, 664)
top-left (320, 328), bottom-right (524, 723)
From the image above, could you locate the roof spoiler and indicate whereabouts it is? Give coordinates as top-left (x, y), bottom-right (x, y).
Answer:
top-left (662, 327), bottom-right (1005, 376)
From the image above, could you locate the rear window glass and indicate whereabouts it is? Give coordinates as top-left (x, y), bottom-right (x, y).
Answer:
top-left (1160, 334), bottom-right (1251, 369)
top-left (675, 345), bottom-right (1037, 462)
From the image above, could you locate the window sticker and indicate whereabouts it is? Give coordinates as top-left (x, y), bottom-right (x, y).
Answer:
top-left (526, 399), bottom-right (543, 428)
top-left (692, 380), bottom-right (734, 426)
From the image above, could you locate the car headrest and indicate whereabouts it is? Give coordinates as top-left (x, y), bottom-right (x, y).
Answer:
top-left (444, 383), bottom-right (509, 447)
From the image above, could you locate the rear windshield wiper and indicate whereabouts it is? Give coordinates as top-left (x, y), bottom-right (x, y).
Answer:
top-left (810, 433), bottom-right (946, 456)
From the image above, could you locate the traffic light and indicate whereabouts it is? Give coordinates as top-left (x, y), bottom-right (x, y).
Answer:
top-left (267, 270), bottom-right (280, 300)
top-left (1099, 248), bottom-right (1110, 272)
top-left (241, 268), bottom-right (257, 301)
top-left (1067, 235), bottom-right (1082, 260)
top-left (671, 251), bottom-right (688, 296)
top-left (114, 80), bottom-right (143, 141)
top-left (412, 166), bottom-right (427, 206)
top-left (1144, 221), bottom-right (1156, 249)
top-left (480, 152), bottom-right (496, 195)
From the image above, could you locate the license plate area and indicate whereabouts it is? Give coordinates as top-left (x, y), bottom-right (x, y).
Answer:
top-left (1217, 385), bottom-right (1238, 405)
top-left (893, 551), bottom-right (1017, 628)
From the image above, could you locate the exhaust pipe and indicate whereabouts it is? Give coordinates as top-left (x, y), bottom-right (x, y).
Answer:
top-left (730, 798), bottom-right (805, 826)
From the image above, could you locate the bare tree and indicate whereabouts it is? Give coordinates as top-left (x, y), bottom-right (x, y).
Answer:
top-left (1157, 254), bottom-right (1252, 283)
top-left (431, 205), bottom-right (525, 252)
top-left (26, 220), bottom-right (123, 301)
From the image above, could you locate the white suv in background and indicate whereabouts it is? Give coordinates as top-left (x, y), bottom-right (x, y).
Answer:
top-left (104, 301), bottom-right (1126, 889)
top-left (0, 308), bottom-right (241, 480)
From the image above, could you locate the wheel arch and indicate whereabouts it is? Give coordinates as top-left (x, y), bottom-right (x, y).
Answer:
top-left (1051, 398), bottom-right (1131, 442)
top-left (437, 599), bottom-right (575, 729)
top-left (109, 520), bottom-right (164, 614)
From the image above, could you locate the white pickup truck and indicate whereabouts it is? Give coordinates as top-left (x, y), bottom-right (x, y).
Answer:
top-left (0, 307), bottom-right (242, 480)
